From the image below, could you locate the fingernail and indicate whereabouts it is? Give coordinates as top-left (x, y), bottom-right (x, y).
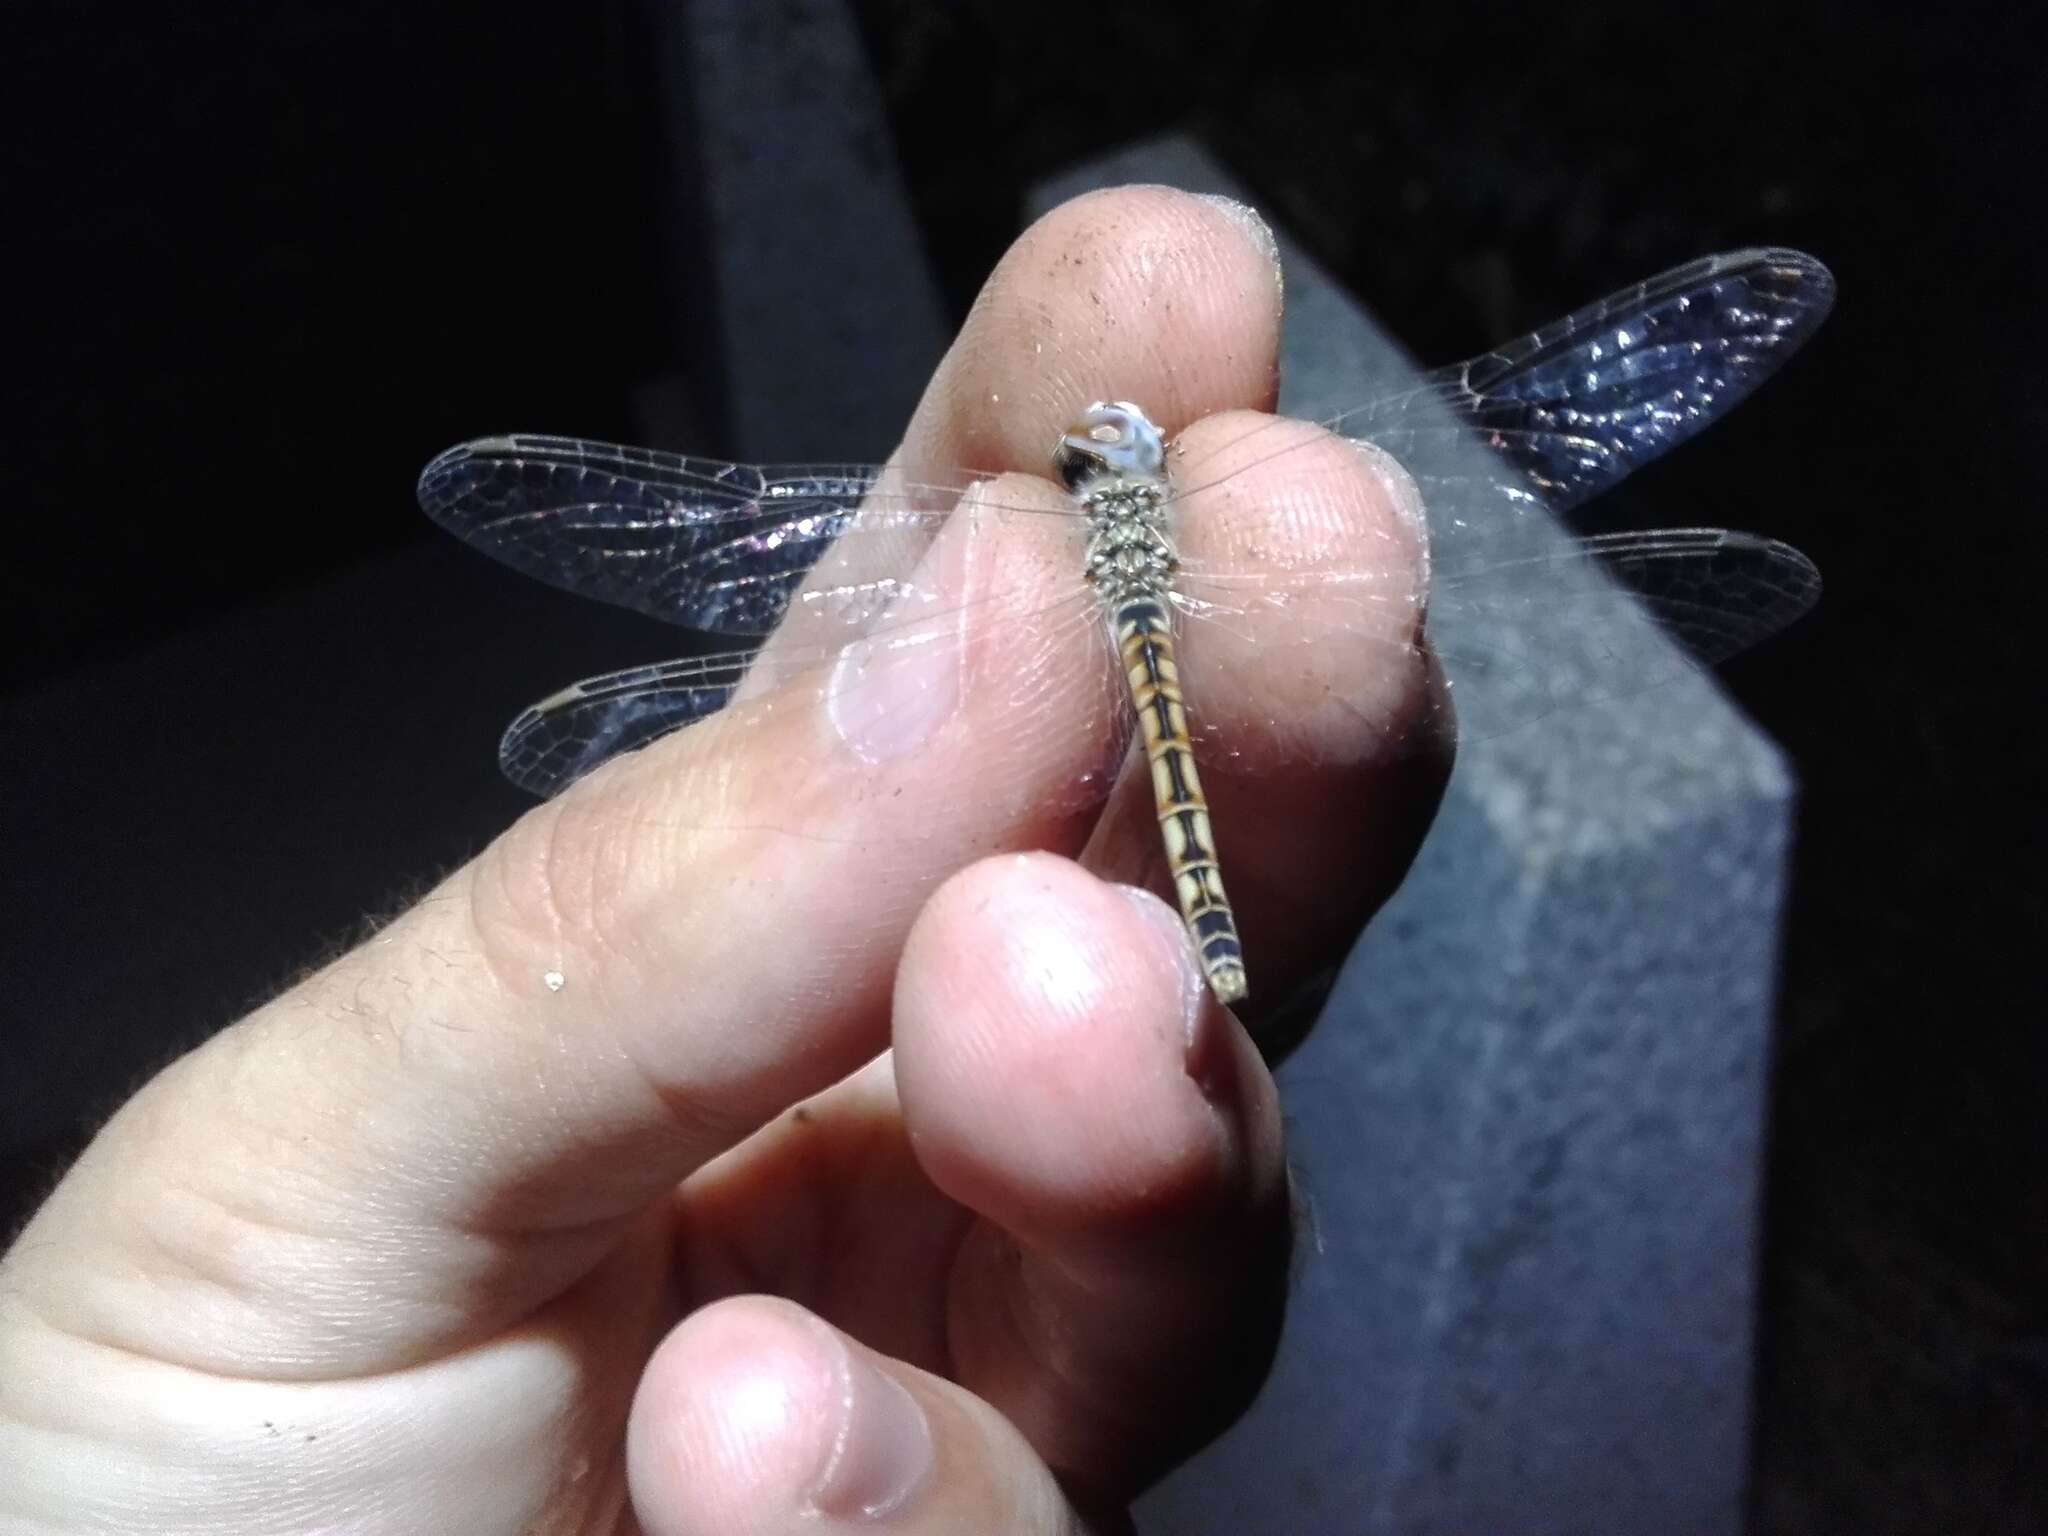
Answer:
top-left (1351, 437), bottom-right (1427, 538)
top-left (1195, 193), bottom-right (1283, 299)
top-left (1118, 885), bottom-right (1207, 1051)
top-left (826, 624), bottom-right (962, 761)
top-left (1352, 437), bottom-right (1431, 589)
top-left (807, 1338), bottom-right (933, 1521)
top-left (825, 522), bottom-right (969, 762)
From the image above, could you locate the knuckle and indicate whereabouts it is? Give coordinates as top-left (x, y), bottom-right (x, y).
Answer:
top-left (465, 768), bottom-right (658, 1003)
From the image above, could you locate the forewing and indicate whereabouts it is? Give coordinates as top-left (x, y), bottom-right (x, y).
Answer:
top-left (417, 434), bottom-right (1007, 635)
top-left (1333, 248), bottom-right (1834, 540)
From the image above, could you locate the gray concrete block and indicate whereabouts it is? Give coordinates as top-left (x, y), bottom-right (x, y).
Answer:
top-left (653, 0), bottom-right (949, 461)
top-left (1036, 136), bottom-right (1789, 1535)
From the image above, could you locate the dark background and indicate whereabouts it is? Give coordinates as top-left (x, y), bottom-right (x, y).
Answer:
top-left (3, 1), bottom-right (2042, 1529)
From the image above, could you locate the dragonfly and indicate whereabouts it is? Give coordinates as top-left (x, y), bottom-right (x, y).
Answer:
top-left (418, 246), bottom-right (1833, 1007)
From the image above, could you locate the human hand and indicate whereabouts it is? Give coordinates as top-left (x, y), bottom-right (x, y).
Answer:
top-left (0, 186), bottom-right (1450, 1534)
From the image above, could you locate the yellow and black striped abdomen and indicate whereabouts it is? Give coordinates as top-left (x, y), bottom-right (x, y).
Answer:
top-left (1114, 597), bottom-right (1248, 1005)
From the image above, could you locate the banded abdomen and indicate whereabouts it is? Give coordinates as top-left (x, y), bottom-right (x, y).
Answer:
top-left (1113, 596), bottom-right (1248, 1006)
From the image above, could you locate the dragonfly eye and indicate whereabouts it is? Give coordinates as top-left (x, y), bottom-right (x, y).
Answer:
top-left (1053, 400), bottom-right (1166, 491)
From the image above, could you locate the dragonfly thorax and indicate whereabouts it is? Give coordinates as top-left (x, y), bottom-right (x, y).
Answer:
top-left (1081, 478), bottom-right (1175, 609)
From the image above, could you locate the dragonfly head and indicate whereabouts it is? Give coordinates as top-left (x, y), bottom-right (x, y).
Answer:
top-left (1053, 401), bottom-right (1166, 492)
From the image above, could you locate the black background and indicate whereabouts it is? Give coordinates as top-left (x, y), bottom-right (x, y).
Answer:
top-left (3, 2), bottom-right (2043, 1529)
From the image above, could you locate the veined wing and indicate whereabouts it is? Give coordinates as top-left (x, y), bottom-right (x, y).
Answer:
top-left (499, 655), bottom-right (744, 795)
top-left (1434, 527), bottom-right (1820, 662)
top-left (1356, 248), bottom-right (1832, 520)
top-left (1175, 247), bottom-right (1833, 573)
top-left (1156, 523), bottom-right (1817, 749)
top-left (418, 434), bottom-right (1069, 636)
top-left (1418, 525), bottom-right (1819, 737)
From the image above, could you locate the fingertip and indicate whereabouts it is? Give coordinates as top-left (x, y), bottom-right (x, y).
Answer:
top-left (900, 184), bottom-right (1285, 480)
top-left (893, 854), bottom-right (1274, 1235)
top-left (629, 1297), bottom-right (935, 1533)
top-left (630, 1296), bottom-right (1092, 1535)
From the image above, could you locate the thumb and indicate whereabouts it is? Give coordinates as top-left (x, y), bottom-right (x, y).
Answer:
top-left (629, 1296), bottom-right (1126, 1536)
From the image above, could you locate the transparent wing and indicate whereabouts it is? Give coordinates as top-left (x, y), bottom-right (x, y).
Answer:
top-left (418, 434), bottom-right (1067, 636)
top-left (1345, 247), bottom-right (1831, 521)
top-left (1179, 247), bottom-right (1832, 528)
top-left (499, 595), bottom-right (1139, 800)
top-left (433, 248), bottom-right (1832, 793)
top-left (1423, 526), bottom-right (1819, 738)
top-left (499, 655), bottom-right (746, 796)
top-left (1438, 528), bottom-right (1821, 664)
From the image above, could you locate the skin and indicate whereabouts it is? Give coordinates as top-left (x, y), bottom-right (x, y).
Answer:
top-left (0, 187), bottom-right (1451, 1535)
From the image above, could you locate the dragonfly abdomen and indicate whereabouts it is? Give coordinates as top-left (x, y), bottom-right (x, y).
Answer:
top-left (1114, 595), bottom-right (1248, 1007)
